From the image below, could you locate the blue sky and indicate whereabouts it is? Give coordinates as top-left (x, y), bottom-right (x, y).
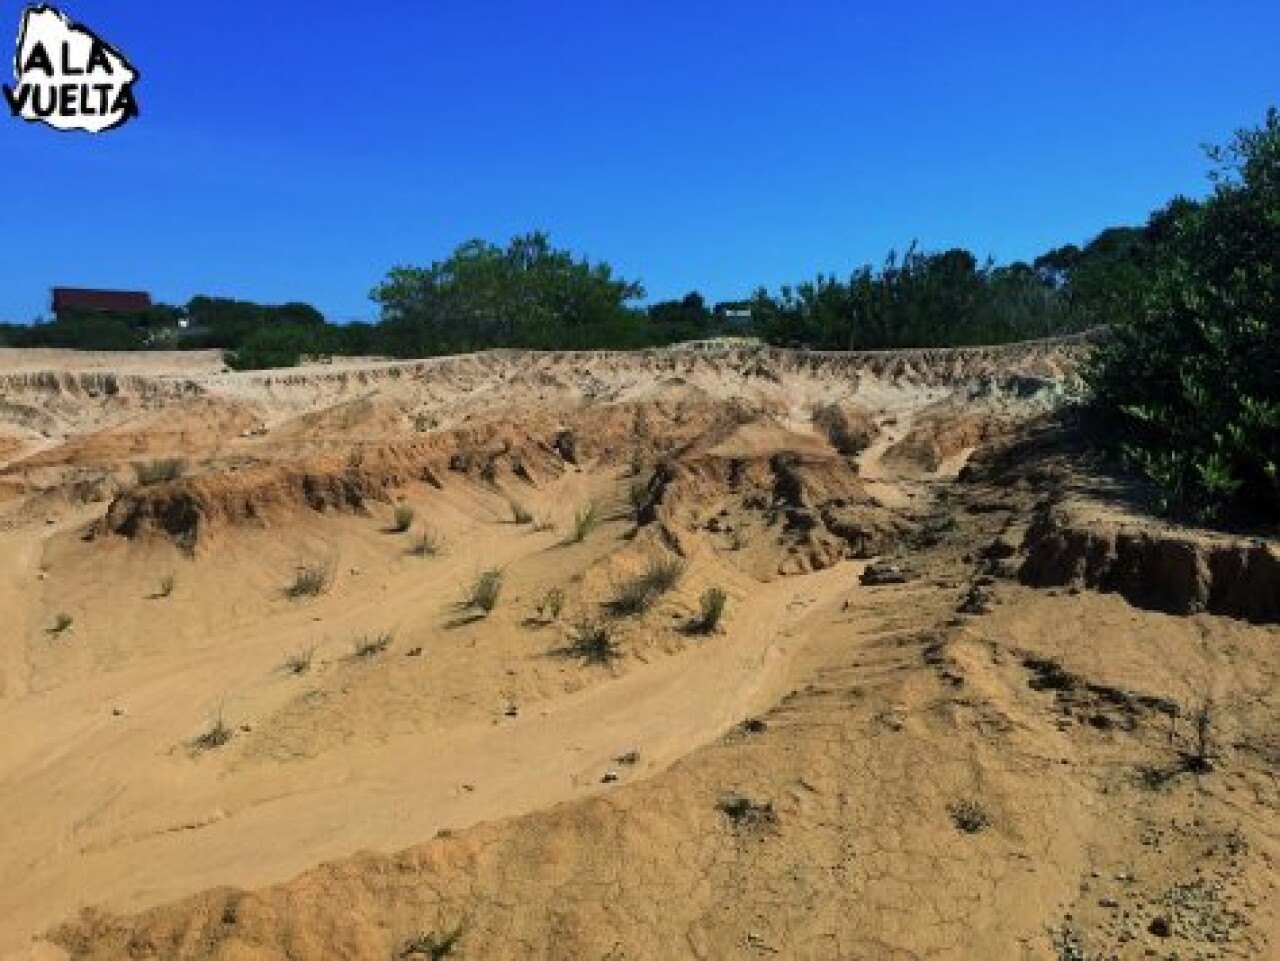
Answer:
top-left (1, 1), bottom-right (1276, 322)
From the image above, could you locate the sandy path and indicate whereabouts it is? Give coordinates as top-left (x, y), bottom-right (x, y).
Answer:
top-left (0, 532), bottom-right (856, 957)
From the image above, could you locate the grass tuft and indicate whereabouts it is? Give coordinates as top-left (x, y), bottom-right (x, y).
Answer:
top-left (568, 502), bottom-right (600, 543)
top-left (392, 503), bottom-right (416, 533)
top-left (352, 632), bottom-right (393, 659)
top-left (693, 586), bottom-right (728, 634)
top-left (48, 613), bottom-right (74, 635)
top-left (133, 458), bottom-right (186, 486)
top-left (466, 569), bottom-right (503, 615)
top-left (285, 564), bottom-right (330, 600)
top-left (509, 499), bottom-right (533, 524)
top-left (567, 617), bottom-right (622, 664)
top-left (283, 644), bottom-right (318, 675)
top-left (409, 528), bottom-right (443, 557)
top-left (610, 555), bottom-right (687, 615)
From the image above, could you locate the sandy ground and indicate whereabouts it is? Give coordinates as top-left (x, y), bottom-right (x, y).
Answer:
top-left (0, 338), bottom-right (1276, 960)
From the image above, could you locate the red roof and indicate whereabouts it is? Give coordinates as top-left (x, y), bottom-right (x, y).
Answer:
top-left (52, 288), bottom-right (153, 313)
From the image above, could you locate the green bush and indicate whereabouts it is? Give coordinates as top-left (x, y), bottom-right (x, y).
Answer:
top-left (1087, 109), bottom-right (1280, 523)
top-left (611, 555), bottom-right (687, 615)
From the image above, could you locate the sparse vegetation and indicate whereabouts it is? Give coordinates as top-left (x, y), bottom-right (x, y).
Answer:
top-left (729, 528), bottom-right (749, 551)
top-left (285, 564), bottom-right (330, 599)
top-left (157, 573), bottom-right (176, 598)
top-left (693, 586), bottom-right (728, 634)
top-left (352, 632), bottom-right (393, 659)
top-left (1180, 696), bottom-right (1217, 774)
top-left (532, 515), bottom-right (556, 532)
top-left (568, 501), bottom-right (600, 543)
top-left (48, 613), bottom-right (73, 635)
top-left (409, 528), bottom-right (443, 557)
top-left (537, 587), bottom-right (566, 622)
top-left (392, 503), bottom-right (416, 533)
top-left (133, 458), bottom-right (186, 486)
top-left (397, 924), bottom-right (464, 960)
top-left (192, 707), bottom-right (233, 751)
top-left (947, 798), bottom-right (990, 834)
top-left (466, 568), bottom-right (503, 615)
top-left (611, 555), bottom-right (687, 615)
top-left (509, 499), bottom-right (533, 524)
top-left (627, 480), bottom-right (650, 520)
top-left (283, 644), bottom-right (318, 675)
top-left (567, 617), bottom-right (621, 664)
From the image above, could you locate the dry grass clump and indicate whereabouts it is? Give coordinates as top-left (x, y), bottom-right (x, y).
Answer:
top-left (156, 573), bottom-right (176, 598)
top-left (283, 644), bottom-right (318, 675)
top-left (397, 924), bottom-right (464, 960)
top-left (509, 499), bottom-right (533, 524)
top-left (537, 587), bottom-right (566, 622)
top-left (352, 631), bottom-right (393, 659)
top-left (192, 706), bottom-right (233, 752)
top-left (133, 458), bottom-right (186, 486)
top-left (285, 564), bottom-right (330, 599)
top-left (947, 798), bottom-right (990, 834)
top-left (48, 613), bottom-right (74, 635)
top-left (409, 528), bottom-right (443, 557)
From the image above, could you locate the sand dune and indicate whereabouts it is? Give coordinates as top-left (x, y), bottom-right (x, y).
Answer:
top-left (1, 336), bottom-right (1276, 960)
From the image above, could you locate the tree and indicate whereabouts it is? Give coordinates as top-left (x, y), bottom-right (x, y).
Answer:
top-left (369, 232), bottom-right (645, 356)
top-left (1087, 108), bottom-right (1280, 523)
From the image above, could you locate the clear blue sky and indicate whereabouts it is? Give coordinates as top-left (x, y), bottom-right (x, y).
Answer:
top-left (1, 1), bottom-right (1276, 322)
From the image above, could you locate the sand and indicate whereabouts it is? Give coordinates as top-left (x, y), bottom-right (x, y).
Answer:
top-left (0, 336), bottom-right (1276, 960)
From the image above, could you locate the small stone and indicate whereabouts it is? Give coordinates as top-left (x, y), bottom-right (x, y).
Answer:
top-left (601, 771), bottom-right (619, 784)
top-left (1149, 916), bottom-right (1172, 938)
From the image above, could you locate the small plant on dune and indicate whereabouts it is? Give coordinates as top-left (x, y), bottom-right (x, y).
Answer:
top-left (466, 568), bottom-right (503, 615)
top-left (568, 501), bottom-right (600, 543)
top-left (157, 573), bottom-right (176, 598)
top-left (729, 528), bottom-right (749, 552)
top-left (398, 924), bottom-right (464, 960)
top-left (352, 631), bottom-right (393, 659)
top-left (532, 515), bottom-right (556, 532)
top-left (409, 528), bottom-right (443, 557)
top-left (627, 480), bottom-right (650, 521)
top-left (392, 503), bottom-right (416, 533)
top-left (567, 616), bottom-right (622, 664)
top-left (133, 458), bottom-right (186, 487)
top-left (48, 613), bottom-right (73, 635)
top-left (192, 705), bottom-right (233, 752)
top-left (283, 644), bottom-right (318, 675)
top-left (947, 798), bottom-right (990, 834)
top-left (537, 587), bottom-right (566, 622)
top-left (509, 499), bottom-right (533, 525)
top-left (285, 564), bottom-right (330, 600)
top-left (693, 586), bottom-right (728, 634)
top-left (611, 555), bottom-right (687, 615)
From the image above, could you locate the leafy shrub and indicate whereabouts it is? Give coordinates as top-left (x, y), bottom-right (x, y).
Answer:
top-left (693, 586), bottom-right (728, 634)
top-left (133, 458), bottom-right (186, 486)
top-left (1087, 109), bottom-right (1280, 523)
top-left (392, 503), bottom-right (416, 533)
top-left (467, 569), bottom-right (503, 614)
